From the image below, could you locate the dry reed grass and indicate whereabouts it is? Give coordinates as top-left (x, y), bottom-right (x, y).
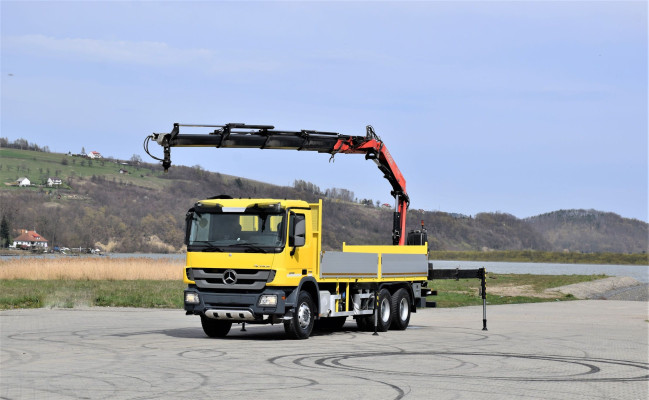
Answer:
top-left (0, 257), bottom-right (185, 280)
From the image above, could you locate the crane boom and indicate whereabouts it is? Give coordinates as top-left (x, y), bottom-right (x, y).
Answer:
top-left (145, 123), bottom-right (410, 245)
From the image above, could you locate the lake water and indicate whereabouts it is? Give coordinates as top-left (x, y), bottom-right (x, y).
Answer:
top-left (0, 253), bottom-right (184, 261)
top-left (431, 260), bottom-right (649, 283)
top-left (107, 253), bottom-right (184, 260)
top-left (3, 253), bottom-right (647, 283)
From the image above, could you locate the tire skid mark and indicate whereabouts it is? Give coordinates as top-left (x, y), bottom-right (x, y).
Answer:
top-left (21, 355), bottom-right (214, 399)
top-left (1, 346), bottom-right (41, 368)
top-left (270, 351), bottom-right (407, 400)
top-left (14, 370), bottom-right (122, 400)
top-left (5, 327), bottom-right (187, 398)
top-left (335, 351), bottom-right (644, 382)
top-left (126, 371), bottom-right (212, 400)
top-left (433, 353), bottom-right (480, 372)
top-left (426, 325), bottom-right (505, 341)
top-left (270, 350), bottom-right (649, 383)
top-left (178, 349), bottom-right (227, 359)
top-left (347, 374), bottom-right (409, 400)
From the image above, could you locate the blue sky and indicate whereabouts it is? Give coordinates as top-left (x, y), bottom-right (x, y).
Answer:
top-left (2, 1), bottom-right (647, 221)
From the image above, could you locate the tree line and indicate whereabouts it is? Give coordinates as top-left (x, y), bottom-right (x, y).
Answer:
top-left (1, 150), bottom-right (647, 254)
top-left (0, 137), bottom-right (50, 153)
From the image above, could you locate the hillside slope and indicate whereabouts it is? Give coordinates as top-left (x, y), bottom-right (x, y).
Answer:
top-left (1, 147), bottom-right (646, 253)
top-left (526, 210), bottom-right (648, 253)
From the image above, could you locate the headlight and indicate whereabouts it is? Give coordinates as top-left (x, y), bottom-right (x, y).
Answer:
top-left (185, 292), bottom-right (200, 304)
top-left (258, 295), bottom-right (277, 307)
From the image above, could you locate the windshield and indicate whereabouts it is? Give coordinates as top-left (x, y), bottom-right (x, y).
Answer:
top-left (187, 211), bottom-right (285, 253)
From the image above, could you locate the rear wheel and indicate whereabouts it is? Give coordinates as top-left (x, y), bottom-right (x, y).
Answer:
top-left (284, 291), bottom-right (315, 339)
top-left (200, 315), bottom-right (232, 338)
top-left (355, 289), bottom-right (393, 332)
top-left (376, 288), bottom-right (393, 332)
top-left (390, 288), bottom-right (411, 330)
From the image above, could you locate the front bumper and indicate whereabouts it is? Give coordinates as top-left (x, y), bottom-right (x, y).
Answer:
top-left (184, 288), bottom-right (287, 321)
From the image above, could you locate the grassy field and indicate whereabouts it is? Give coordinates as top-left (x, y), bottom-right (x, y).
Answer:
top-left (429, 250), bottom-right (648, 265)
top-left (0, 257), bottom-right (185, 309)
top-left (0, 256), bottom-right (184, 280)
top-left (429, 273), bottom-right (607, 307)
top-left (0, 280), bottom-right (186, 309)
top-left (0, 148), bottom-right (168, 190)
top-left (0, 256), bottom-right (608, 310)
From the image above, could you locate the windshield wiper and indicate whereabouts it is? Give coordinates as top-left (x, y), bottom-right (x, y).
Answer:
top-left (203, 247), bottom-right (224, 252)
top-left (193, 242), bottom-right (224, 252)
top-left (228, 243), bottom-right (268, 253)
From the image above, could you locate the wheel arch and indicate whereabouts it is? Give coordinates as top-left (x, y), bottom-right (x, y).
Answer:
top-left (287, 277), bottom-right (320, 315)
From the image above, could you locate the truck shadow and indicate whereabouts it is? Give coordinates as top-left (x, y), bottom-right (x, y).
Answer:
top-left (161, 324), bottom-right (367, 340)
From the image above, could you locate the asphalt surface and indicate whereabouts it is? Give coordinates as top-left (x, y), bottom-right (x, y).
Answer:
top-left (599, 283), bottom-right (649, 301)
top-left (552, 277), bottom-right (649, 301)
top-left (1, 301), bottom-right (647, 400)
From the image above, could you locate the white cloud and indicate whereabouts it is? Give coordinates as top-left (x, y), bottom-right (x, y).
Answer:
top-left (2, 34), bottom-right (279, 73)
top-left (4, 35), bottom-right (207, 64)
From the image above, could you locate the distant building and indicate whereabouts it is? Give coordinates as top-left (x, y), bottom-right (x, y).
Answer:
top-left (47, 177), bottom-right (62, 186)
top-left (87, 151), bottom-right (102, 159)
top-left (16, 177), bottom-right (30, 187)
top-left (13, 229), bottom-right (48, 249)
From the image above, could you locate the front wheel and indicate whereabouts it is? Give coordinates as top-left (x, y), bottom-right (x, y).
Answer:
top-left (284, 291), bottom-right (315, 339)
top-left (200, 315), bottom-right (232, 338)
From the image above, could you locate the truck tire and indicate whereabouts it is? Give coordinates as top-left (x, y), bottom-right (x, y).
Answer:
top-left (356, 289), bottom-right (392, 332)
top-left (284, 291), bottom-right (315, 339)
top-left (390, 288), bottom-right (411, 330)
top-left (376, 288), bottom-right (393, 332)
top-left (200, 315), bottom-right (232, 338)
top-left (315, 316), bottom-right (347, 331)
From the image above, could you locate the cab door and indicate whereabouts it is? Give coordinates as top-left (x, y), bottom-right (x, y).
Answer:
top-left (281, 210), bottom-right (315, 283)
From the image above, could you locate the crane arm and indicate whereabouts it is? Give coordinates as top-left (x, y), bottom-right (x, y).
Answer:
top-left (145, 123), bottom-right (409, 245)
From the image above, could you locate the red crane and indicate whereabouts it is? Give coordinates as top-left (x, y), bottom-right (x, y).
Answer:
top-left (145, 123), bottom-right (410, 245)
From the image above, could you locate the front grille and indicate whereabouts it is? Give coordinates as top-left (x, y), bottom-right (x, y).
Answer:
top-left (192, 268), bottom-right (271, 290)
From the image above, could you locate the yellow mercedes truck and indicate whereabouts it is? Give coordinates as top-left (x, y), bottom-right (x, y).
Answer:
top-left (144, 123), bottom-right (480, 339)
top-left (182, 197), bottom-right (430, 339)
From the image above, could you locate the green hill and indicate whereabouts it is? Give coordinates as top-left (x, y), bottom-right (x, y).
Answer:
top-left (0, 147), bottom-right (166, 190)
top-left (526, 210), bottom-right (648, 253)
top-left (1, 147), bottom-right (647, 257)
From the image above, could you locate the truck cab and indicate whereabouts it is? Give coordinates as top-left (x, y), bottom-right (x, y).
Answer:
top-left (183, 197), bottom-right (323, 338)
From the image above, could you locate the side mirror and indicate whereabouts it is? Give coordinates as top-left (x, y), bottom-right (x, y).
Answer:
top-left (184, 209), bottom-right (195, 245)
top-left (289, 213), bottom-right (306, 248)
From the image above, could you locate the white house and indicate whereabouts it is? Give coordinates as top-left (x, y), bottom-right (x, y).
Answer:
top-left (12, 230), bottom-right (48, 249)
top-left (47, 177), bottom-right (62, 187)
top-left (87, 151), bottom-right (102, 159)
top-left (16, 177), bottom-right (30, 187)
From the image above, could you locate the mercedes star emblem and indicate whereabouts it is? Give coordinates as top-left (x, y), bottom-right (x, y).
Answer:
top-left (223, 269), bottom-right (237, 285)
